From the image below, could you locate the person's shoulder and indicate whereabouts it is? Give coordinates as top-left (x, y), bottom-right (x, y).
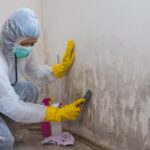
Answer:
top-left (0, 50), bottom-right (9, 73)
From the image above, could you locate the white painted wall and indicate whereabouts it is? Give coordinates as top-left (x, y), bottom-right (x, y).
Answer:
top-left (42, 0), bottom-right (150, 150)
top-left (0, 0), bottom-right (41, 25)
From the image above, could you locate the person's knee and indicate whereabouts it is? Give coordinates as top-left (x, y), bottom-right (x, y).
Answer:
top-left (0, 134), bottom-right (14, 150)
top-left (25, 83), bottom-right (39, 103)
top-left (31, 84), bottom-right (39, 102)
top-left (13, 82), bottom-right (39, 103)
top-left (7, 134), bottom-right (14, 147)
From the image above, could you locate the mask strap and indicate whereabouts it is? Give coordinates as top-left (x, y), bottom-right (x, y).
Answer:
top-left (12, 55), bottom-right (18, 86)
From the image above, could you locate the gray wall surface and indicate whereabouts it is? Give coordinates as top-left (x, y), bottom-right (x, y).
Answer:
top-left (42, 1), bottom-right (150, 150)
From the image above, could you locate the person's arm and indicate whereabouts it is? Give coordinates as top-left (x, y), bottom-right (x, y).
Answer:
top-left (0, 68), bottom-right (85, 123)
top-left (0, 69), bottom-right (47, 123)
top-left (25, 40), bottom-right (75, 85)
top-left (25, 50), bottom-right (57, 86)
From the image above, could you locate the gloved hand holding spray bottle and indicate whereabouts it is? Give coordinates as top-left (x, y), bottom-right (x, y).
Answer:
top-left (41, 97), bottom-right (63, 137)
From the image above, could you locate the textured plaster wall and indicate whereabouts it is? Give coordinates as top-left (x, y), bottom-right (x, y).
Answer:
top-left (42, 1), bottom-right (150, 150)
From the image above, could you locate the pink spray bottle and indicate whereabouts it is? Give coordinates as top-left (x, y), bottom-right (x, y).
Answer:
top-left (41, 97), bottom-right (52, 137)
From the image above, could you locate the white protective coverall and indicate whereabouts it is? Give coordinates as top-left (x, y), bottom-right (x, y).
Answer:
top-left (0, 8), bottom-right (57, 150)
top-left (0, 7), bottom-right (57, 123)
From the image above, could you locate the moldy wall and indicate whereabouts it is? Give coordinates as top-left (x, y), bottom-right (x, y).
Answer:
top-left (42, 1), bottom-right (150, 150)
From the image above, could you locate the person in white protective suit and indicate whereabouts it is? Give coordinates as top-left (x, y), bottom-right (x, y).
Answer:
top-left (0, 8), bottom-right (86, 150)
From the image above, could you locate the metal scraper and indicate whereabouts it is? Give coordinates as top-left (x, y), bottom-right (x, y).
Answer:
top-left (83, 89), bottom-right (92, 101)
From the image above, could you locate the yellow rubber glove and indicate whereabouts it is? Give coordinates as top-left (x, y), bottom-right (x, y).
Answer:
top-left (45, 98), bottom-right (86, 122)
top-left (52, 40), bottom-right (76, 78)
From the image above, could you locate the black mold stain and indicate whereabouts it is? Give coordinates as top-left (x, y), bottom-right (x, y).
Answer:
top-left (60, 57), bottom-right (150, 150)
